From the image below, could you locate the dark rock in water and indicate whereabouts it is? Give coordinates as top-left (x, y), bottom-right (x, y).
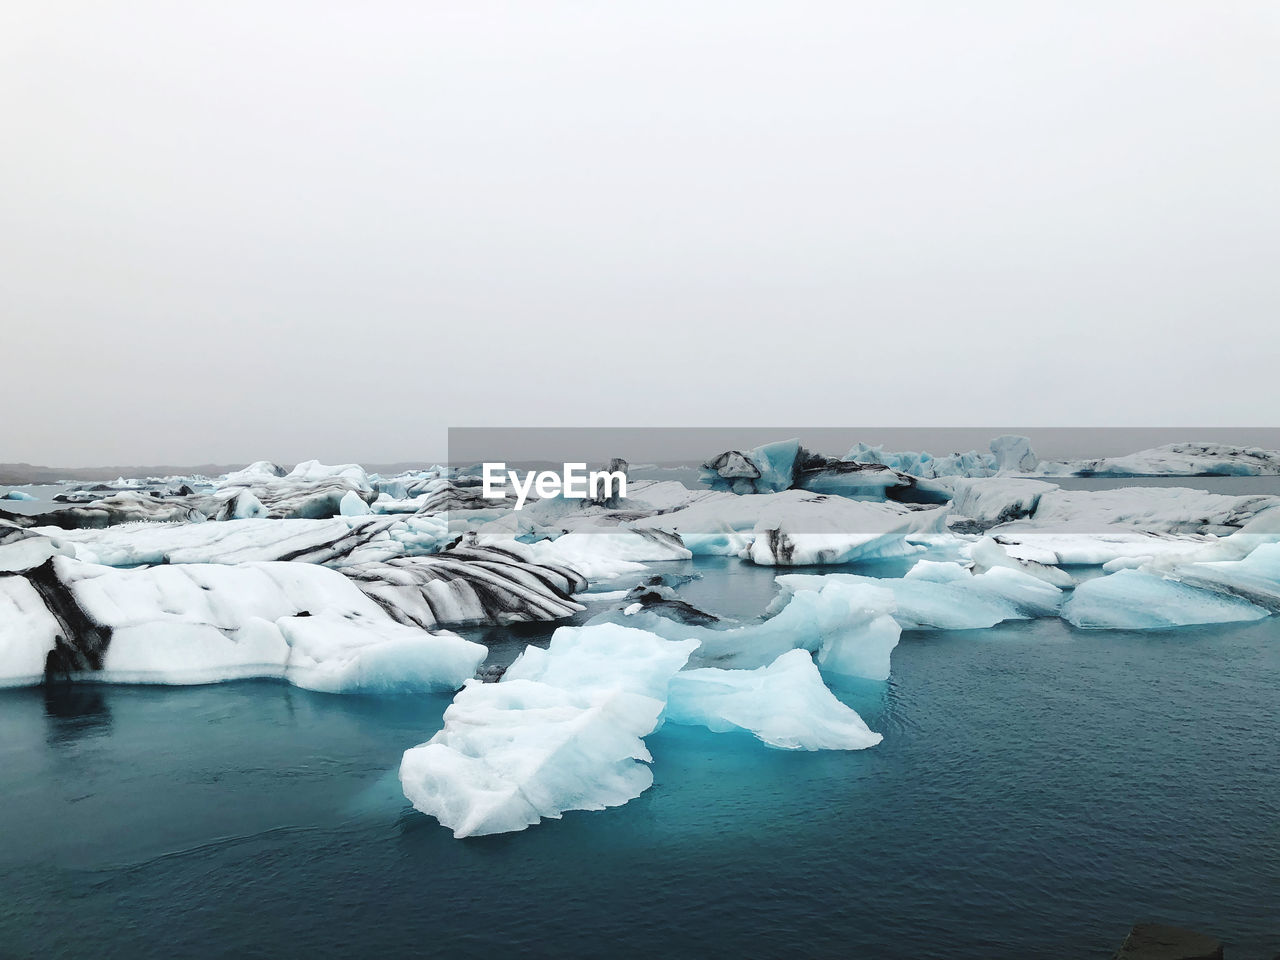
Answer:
top-left (475, 662), bottom-right (507, 683)
top-left (1112, 924), bottom-right (1223, 960)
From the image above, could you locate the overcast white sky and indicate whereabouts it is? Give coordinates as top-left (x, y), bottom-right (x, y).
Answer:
top-left (2, 2), bottom-right (1277, 466)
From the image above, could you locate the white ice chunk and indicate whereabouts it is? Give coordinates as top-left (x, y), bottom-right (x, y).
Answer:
top-left (502, 623), bottom-right (700, 701)
top-left (400, 624), bottom-right (698, 837)
top-left (102, 618), bottom-right (290, 685)
top-left (0, 577), bottom-right (60, 688)
top-left (1061, 569), bottom-right (1269, 629)
top-left (400, 679), bottom-right (662, 838)
top-left (622, 580), bottom-right (901, 675)
top-left (948, 477), bottom-right (1056, 525)
top-left (339, 490), bottom-right (371, 516)
top-left (775, 562), bottom-right (1063, 631)
top-left (1041, 442), bottom-right (1280, 477)
top-left (969, 537), bottom-right (1074, 587)
top-left (279, 613), bottom-right (483, 693)
top-left (60, 557), bottom-right (486, 690)
top-left (666, 649), bottom-right (882, 750)
top-left (286, 459), bottom-right (373, 491)
top-left (0, 534), bottom-right (73, 573)
top-left (1151, 541), bottom-right (1280, 612)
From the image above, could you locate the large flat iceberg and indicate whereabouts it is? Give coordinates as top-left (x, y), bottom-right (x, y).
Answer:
top-left (1, 556), bottom-right (486, 692)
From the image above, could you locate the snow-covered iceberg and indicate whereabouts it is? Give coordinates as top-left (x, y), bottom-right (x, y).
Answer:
top-left (0, 575), bottom-right (61, 688)
top-left (1, 555), bottom-right (485, 691)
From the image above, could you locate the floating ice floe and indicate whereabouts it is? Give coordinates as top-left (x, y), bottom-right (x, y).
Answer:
top-left (665, 649), bottom-right (883, 750)
top-left (1055, 540), bottom-right (1280, 631)
top-left (399, 620), bottom-right (888, 837)
top-left (700, 438), bottom-right (951, 502)
top-left (399, 624), bottom-right (699, 838)
top-left (844, 434), bottom-right (1038, 479)
top-left (773, 562), bottom-right (1063, 631)
top-left (611, 579), bottom-right (901, 677)
top-left (1012, 487), bottom-right (1279, 536)
top-left (1159, 541), bottom-right (1280, 611)
top-left (701, 439), bottom-right (803, 494)
top-left (0, 575), bottom-right (61, 688)
top-left (630, 490), bottom-right (946, 565)
top-left (1061, 568), bottom-right (1270, 630)
top-left (968, 536), bottom-right (1075, 588)
top-left (1040, 442), bottom-right (1280, 477)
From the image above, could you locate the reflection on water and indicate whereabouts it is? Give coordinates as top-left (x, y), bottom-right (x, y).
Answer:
top-left (42, 683), bottom-right (113, 744)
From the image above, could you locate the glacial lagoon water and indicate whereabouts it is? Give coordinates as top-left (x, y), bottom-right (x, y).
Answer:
top-left (1, 559), bottom-right (1277, 959)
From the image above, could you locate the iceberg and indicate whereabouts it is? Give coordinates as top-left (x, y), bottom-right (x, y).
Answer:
top-left (0, 575), bottom-right (61, 688)
top-left (612, 579), bottom-right (901, 677)
top-left (968, 537), bottom-right (1075, 588)
top-left (1161, 541), bottom-right (1280, 612)
top-left (843, 434), bottom-right (1038, 479)
top-left (665, 649), bottom-right (882, 750)
top-left (1, 555), bottom-right (486, 691)
top-left (701, 439), bottom-right (801, 494)
top-left (1061, 568), bottom-right (1269, 630)
top-left (399, 624), bottom-right (699, 837)
top-left (3, 490), bottom-right (37, 501)
top-left (947, 477), bottom-right (1057, 528)
top-left (339, 490), bottom-right (371, 516)
top-left (1041, 442), bottom-right (1280, 477)
top-left (774, 561), bottom-right (1064, 631)
top-left (341, 544), bottom-right (587, 631)
top-left (516, 529), bottom-right (692, 582)
top-left (277, 612), bottom-right (485, 694)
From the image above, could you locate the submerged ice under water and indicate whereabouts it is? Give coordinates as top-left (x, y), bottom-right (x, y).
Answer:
top-left (1, 559), bottom-right (1277, 960)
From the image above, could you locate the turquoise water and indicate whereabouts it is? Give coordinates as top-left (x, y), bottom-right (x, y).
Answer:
top-left (2, 564), bottom-right (1278, 958)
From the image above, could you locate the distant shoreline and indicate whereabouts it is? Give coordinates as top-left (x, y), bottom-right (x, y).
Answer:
top-left (0, 462), bottom-right (441, 486)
